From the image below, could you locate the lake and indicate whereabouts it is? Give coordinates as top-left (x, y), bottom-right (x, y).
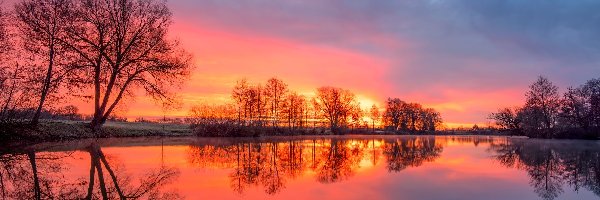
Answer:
top-left (1, 135), bottom-right (599, 200)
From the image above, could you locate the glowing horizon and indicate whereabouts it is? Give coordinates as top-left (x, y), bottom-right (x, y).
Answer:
top-left (63, 0), bottom-right (600, 128)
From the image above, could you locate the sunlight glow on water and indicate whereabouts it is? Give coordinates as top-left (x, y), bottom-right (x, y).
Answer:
top-left (1, 136), bottom-right (599, 200)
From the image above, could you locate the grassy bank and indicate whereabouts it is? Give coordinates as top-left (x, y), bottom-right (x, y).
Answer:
top-left (1, 120), bottom-right (571, 149)
top-left (1, 121), bottom-right (193, 147)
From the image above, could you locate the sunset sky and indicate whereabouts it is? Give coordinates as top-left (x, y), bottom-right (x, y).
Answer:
top-left (90, 0), bottom-right (600, 127)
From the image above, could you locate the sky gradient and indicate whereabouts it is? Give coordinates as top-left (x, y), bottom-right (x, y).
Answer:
top-left (83, 0), bottom-right (600, 127)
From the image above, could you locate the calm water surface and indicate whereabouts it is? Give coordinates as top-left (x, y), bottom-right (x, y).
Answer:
top-left (1, 135), bottom-right (599, 200)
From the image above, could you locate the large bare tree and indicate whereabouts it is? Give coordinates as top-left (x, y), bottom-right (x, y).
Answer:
top-left (62, 0), bottom-right (191, 130)
top-left (383, 98), bottom-right (405, 130)
top-left (524, 76), bottom-right (560, 133)
top-left (313, 87), bottom-right (358, 133)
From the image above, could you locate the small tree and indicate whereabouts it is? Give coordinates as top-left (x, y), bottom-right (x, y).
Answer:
top-left (369, 104), bottom-right (379, 132)
top-left (489, 107), bottom-right (523, 132)
top-left (264, 78), bottom-right (287, 127)
top-left (282, 91), bottom-right (306, 129)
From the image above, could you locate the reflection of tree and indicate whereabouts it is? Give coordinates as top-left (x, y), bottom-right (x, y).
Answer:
top-left (383, 137), bottom-right (442, 172)
top-left (85, 143), bottom-right (181, 199)
top-left (490, 140), bottom-right (600, 200)
top-left (0, 150), bottom-right (81, 199)
top-left (187, 138), bottom-right (390, 195)
top-left (227, 142), bottom-right (288, 195)
top-left (316, 140), bottom-right (363, 183)
top-left (0, 144), bottom-right (181, 200)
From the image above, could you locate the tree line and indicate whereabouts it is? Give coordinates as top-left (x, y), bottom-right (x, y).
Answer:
top-left (383, 98), bottom-right (443, 132)
top-left (490, 76), bottom-right (600, 138)
top-left (188, 78), bottom-right (443, 135)
top-left (0, 0), bottom-right (192, 132)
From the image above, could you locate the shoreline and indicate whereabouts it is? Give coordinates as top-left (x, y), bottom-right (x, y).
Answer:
top-left (2, 121), bottom-right (594, 150)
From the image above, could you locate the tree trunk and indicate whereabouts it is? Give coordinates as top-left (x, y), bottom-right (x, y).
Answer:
top-left (31, 43), bottom-right (55, 126)
top-left (28, 151), bottom-right (41, 200)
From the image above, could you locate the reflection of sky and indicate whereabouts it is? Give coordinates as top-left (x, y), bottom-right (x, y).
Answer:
top-left (91, 0), bottom-right (600, 126)
top-left (28, 137), bottom-right (599, 200)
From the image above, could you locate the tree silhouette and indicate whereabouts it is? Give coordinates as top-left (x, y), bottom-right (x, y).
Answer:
top-left (370, 104), bottom-right (380, 132)
top-left (524, 76), bottom-right (561, 136)
top-left (265, 78), bottom-right (288, 127)
top-left (56, 0), bottom-right (192, 131)
top-left (313, 87), bottom-right (358, 134)
top-left (383, 98), bottom-right (441, 132)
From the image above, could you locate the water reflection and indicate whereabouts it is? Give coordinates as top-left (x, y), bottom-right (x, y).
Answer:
top-left (490, 139), bottom-right (600, 200)
top-left (0, 143), bottom-right (180, 199)
top-left (0, 150), bottom-right (77, 199)
top-left (186, 137), bottom-right (444, 195)
top-left (384, 138), bottom-right (442, 172)
top-left (0, 136), bottom-right (598, 200)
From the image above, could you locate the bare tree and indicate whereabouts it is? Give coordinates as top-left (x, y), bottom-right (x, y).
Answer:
top-left (384, 98), bottom-right (442, 132)
top-left (264, 78), bottom-right (287, 127)
top-left (313, 87), bottom-right (358, 133)
top-left (251, 84), bottom-right (267, 126)
top-left (62, 0), bottom-right (192, 131)
top-left (383, 98), bottom-right (406, 130)
top-left (523, 76), bottom-right (560, 134)
top-left (232, 78), bottom-right (250, 122)
top-left (406, 103), bottom-right (422, 131)
top-left (489, 107), bottom-right (523, 132)
top-left (369, 104), bottom-right (379, 132)
top-left (560, 78), bottom-right (600, 130)
top-left (560, 87), bottom-right (589, 129)
top-left (14, 0), bottom-right (78, 125)
top-left (282, 91), bottom-right (306, 129)
top-left (231, 79), bottom-right (267, 126)
top-left (418, 108), bottom-right (442, 131)
top-left (580, 78), bottom-right (600, 128)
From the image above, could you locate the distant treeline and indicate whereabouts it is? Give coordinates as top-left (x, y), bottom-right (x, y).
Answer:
top-left (490, 76), bottom-right (600, 139)
top-left (188, 78), bottom-right (443, 136)
top-left (0, 0), bottom-right (191, 132)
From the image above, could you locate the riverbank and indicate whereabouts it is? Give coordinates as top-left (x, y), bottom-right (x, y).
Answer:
top-left (1, 121), bottom-right (193, 147)
top-left (0, 121), bottom-right (530, 148)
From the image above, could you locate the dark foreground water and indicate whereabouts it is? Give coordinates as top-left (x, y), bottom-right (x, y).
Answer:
top-left (1, 135), bottom-right (599, 200)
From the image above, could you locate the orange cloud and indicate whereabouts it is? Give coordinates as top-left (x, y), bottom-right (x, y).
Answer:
top-left (67, 19), bottom-right (531, 126)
